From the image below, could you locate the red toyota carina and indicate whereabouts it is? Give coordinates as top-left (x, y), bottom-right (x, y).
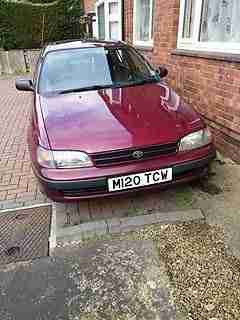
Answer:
top-left (16, 40), bottom-right (215, 202)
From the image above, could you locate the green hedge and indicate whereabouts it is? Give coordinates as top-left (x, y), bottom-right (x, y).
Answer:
top-left (0, 0), bottom-right (85, 50)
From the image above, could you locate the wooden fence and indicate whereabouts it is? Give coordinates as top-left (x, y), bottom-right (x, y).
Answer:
top-left (0, 49), bottom-right (40, 75)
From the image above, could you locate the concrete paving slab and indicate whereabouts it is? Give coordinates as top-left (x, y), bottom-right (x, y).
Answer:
top-left (0, 240), bottom-right (182, 320)
top-left (57, 220), bottom-right (108, 242)
top-left (107, 209), bottom-right (204, 234)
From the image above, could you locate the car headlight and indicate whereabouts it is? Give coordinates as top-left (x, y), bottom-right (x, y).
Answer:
top-left (179, 128), bottom-right (212, 152)
top-left (37, 146), bottom-right (93, 168)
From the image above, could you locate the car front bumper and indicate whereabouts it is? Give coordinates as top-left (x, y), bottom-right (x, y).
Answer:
top-left (34, 145), bottom-right (216, 202)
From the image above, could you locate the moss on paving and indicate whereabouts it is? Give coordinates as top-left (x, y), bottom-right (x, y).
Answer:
top-left (174, 186), bottom-right (194, 209)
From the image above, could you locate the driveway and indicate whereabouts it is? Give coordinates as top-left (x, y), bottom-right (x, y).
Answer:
top-left (0, 76), bottom-right (48, 210)
top-left (1, 76), bottom-right (240, 320)
top-left (1, 76), bottom-right (240, 260)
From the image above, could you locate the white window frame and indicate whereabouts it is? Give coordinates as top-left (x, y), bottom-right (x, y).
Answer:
top-left (95, 0), bottom-right (122, 41)
top-left (178, 0), bottom-right (240, 54)
top-left (133, 0), bottom-right (154, 48)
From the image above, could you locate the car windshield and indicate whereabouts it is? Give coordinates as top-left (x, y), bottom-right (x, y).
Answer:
top-left (38, 46), bottom-right (159, 94)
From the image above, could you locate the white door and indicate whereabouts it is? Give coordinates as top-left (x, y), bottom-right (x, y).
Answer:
top-left (96, 0), bottom-right (122, 41)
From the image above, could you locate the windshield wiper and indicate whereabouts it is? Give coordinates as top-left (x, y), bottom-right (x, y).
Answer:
top-left (58, 78), bottom-right (158, 94)
top-left (131, 76), bottom-right (159, 86)
top-left (59, 84), bottom-right (114, 94)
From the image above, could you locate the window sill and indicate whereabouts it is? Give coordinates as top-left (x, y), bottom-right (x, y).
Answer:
top-left (171, 49), bottom-right (240, 63)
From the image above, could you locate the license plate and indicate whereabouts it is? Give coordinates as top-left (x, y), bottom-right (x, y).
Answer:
top-left (108, 168), bottom-right (173, 192)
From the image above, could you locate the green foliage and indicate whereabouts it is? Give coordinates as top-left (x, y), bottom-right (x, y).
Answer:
top-left (0, 0), bottom-right (85, 50)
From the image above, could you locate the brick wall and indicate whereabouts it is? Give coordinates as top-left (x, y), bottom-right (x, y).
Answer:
top-left (124, 0), bottom-right (240, 163)
top-left (83, 0), bottom-right (95, 13)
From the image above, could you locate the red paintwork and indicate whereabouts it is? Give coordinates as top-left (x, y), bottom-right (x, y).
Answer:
top-left (39, 83), bottom-right (203, 152)
top-left (25, 41), bottom-right (214, 202)
top-left (39, 144), bottom-right (212, 182)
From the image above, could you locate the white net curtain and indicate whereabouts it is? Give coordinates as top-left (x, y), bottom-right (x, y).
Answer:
top-left (183, 0), bottom-right (196, 38)
top-left (136, 0), bottom-right (151, 41)
top-left (200, 0), bottom-right (240, 42)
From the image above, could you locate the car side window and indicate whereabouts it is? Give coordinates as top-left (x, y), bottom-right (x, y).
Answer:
top-left (126, 49), bottom-right (154, 79)
top-left (106, 49), bottom-right (135, 83)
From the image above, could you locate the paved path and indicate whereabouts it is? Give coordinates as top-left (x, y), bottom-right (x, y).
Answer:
top-left (0, 240), bottom-right (180, 320)
top-left (0, 77), bottom-right (48, 210)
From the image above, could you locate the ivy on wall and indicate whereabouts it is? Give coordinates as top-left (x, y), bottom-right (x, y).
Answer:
top-left (0, 0), bottom-right (85, 50)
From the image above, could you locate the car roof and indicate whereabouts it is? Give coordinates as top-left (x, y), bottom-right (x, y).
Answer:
top-left (41, 39), bottom-right (127, 57)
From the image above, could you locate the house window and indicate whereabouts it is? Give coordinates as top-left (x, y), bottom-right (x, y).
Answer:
top-left (182, 0), bottom-right (196, 38)
top-left (97, 3), bottom-right (105, 40)
top-left (133, 0), bottom-right (154, 47)
top-left (178, 0), bottom-right (240, 54)
top-left (108, 1), bottom-right (120, 40)
top-left (96, 0), bottom-right (122, 41)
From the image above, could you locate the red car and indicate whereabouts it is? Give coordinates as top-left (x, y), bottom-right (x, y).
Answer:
top-left (16, 40), bottom-right (215, 202)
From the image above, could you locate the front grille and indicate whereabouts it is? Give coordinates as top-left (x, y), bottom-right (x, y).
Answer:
top-left (91, 142), bottom-right (179, 167)
top-left (58, 179), bottom-right (107, 197)
top-left (62, 185), bottom-right (107, 197)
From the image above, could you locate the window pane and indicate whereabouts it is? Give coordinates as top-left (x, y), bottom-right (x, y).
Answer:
top-left (200, 0), bottom-right (240, 42)
top-left (109, 2), bottom-right (118, 15)
top-left (98, 3), bottom-right (105, 40)
top-left (136, 0), bottom-right (151, 42)
top-left (183, 0), bottom-right (196, 38)
top-left (151, 0), bottom-right (155, 39)
top-left (109, 21), bottom-right (119, 40)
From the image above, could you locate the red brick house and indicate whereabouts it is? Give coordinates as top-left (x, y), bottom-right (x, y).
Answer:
top-left (84, 0), bottom-right (95, 13)
top-left (83, 0), bottom-right (240, 163)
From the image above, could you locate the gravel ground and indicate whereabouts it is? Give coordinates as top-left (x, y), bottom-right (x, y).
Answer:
top-left (133, 223), bottom-right (240, 320)
top-left (58, 221), bottom-right (240, 320)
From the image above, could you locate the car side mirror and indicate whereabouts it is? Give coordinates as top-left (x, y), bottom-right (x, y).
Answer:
top-left (15, 77), bottom-right (34, 92)
top-left (157, 65), bottom-right (168, 78)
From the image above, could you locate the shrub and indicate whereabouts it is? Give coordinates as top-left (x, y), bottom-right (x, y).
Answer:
top-left (0, 0), bottom-right (85, 50)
